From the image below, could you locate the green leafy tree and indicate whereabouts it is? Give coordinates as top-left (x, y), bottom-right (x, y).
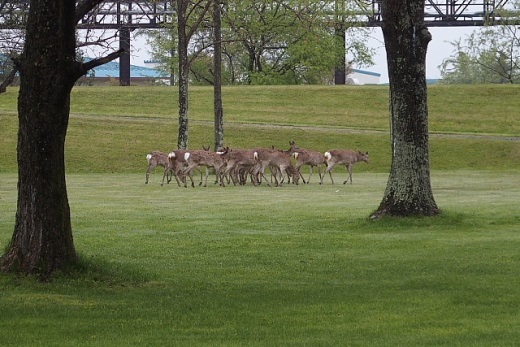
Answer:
top-left (222, 0), bottom-right (373, 85)
top-left (142, 0), bottom-right (374, 85)
top-left (440, 5), bottom-right (520, 84)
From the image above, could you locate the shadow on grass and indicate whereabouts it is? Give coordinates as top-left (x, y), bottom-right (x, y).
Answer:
top-left (1, 253), bottom-right (154, 287)
top-left (63, 254), bottom-right (155, 286)
top-left (354, 210), bottom-right (483, 233)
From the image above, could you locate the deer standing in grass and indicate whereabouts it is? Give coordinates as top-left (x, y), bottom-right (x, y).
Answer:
top-left (252, 142), bottom-right (300, 186)
top-left (182, 147), bottom-right (226, 187)
top-left (320, 149), bottom-right (369, 185)
top-left (167, 150), bottom-right (197, 187)
top-left (145, 151), bottom-right (174, 185)
top-left (218, 148), bottom-right (258, 186)
top-left (293, 148), bottom-right (327, 184)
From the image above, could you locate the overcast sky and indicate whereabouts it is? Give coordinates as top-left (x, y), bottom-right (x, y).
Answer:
top-left (362, 26), bottom-right (478, 83)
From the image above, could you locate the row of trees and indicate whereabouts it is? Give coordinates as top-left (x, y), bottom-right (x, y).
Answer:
top-left (142, 0), bottom-right (374, 86)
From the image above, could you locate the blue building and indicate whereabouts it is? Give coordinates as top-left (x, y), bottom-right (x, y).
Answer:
top-left (82, 58), bottom-right (168, 85)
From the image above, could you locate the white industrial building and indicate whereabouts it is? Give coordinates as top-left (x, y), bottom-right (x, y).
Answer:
top-left (346, 69), bottom-right (381, 85)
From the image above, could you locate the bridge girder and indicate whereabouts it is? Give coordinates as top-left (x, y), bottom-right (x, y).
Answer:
top-left (1, 0), bottom-right (516, 85)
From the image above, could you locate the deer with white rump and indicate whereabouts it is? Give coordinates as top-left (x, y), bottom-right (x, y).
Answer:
top-left (145, 151), bottom-right (174, 185)
top-left (167, 150), bottom-right (197, 187)
top-left (293, 148), bottom-right (327, 184)
top-left (252, 141), bottom-right (300, 186)
top-left (320, 149), bottom-right (369, 185)
top-left (218, 148), bottom-right (258, 186)
top-left (182, 146), bottom-right (226, 187)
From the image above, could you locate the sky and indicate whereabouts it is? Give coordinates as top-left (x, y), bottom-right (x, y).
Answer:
top-left (126, 26), bottom-right (479, 85)
top-left (360, 26), bottom-right (478, 84)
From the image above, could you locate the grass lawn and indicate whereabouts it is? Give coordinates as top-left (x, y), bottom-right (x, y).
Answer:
top-left (0, 85), bottom-right (519, 346)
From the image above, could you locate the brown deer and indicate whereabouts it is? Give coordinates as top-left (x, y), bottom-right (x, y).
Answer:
top-left (293, 148), bottom-right (327, 184)
top-left (320, 149), bottom-right (369, 185)
top-left (167, 150), bottom-right (197, 187)
top-left (218, 147), bottom-right (258, 186)
top-left (182, 147), bottom-right (226, 187)
top-left (145, 151), bottom-right (173, 185)
top-left (252, 142), bottom-right (300, 186)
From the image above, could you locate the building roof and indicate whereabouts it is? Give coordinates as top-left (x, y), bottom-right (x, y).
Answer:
top-left (351, 68), bottom-right (381, 77)
top-left (85, 58), bottom-right (167, 78)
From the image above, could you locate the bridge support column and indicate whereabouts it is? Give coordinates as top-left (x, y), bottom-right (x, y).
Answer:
top-left (119, 27), bottom-right (131, 86)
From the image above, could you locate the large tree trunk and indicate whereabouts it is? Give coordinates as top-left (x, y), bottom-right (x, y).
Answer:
top-left (213, 0), bottom-right (224, 151)
top-left (1, 0), bottom-right (124, 278)
top-left (1, 0), bottom-right (78, 277)
top-left (371, 0), bottom-right (439, 218)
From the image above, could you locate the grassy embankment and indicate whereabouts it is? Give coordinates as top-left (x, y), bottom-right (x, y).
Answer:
top-left (0, 85), bottom-right (519, 346)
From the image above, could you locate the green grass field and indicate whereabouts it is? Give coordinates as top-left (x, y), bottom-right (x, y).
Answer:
top-left (1, 85), bottom-right (519, 346)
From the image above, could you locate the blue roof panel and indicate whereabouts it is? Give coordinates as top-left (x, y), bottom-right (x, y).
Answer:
top-left (85, 58), bottom-right (167, 78)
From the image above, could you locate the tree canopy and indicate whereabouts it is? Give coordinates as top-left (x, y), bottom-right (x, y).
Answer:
top-left (142, 0), bottom-right (375, 85)
top-left (439, 3), bottom-right (520, 84)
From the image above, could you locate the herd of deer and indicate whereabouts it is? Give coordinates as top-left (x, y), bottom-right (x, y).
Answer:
top-left (145, 141), bottom-right (369, 187)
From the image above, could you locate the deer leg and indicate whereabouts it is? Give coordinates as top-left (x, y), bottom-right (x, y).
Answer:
top-left (203, 166), bottom-right (210, 187)
top-left (187, 171), bottom-right (195, 188)
top-left (329, 170), bottom-right (334, 184)
top-left (321, 165), bottom-right (329, 184)
top-left (306, 166), bottom-right (314, 184)
top-left (296, 164), bottom-right (306, 184)
top-left (322, 163), bottom-right (335, 185)
top-left (146, 164), bottom-right (156, 184)
top-left (161, 166), bottom-right (169, 186)
top-left (343, 163), bottom-right (353, 184)
top-left (254, 163), bottom-right (271, 187)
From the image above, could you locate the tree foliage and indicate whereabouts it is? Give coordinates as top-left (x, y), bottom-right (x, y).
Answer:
top-left (440, 3), bottom-right (520, 84)
top-left (142, 0), bottom-right (374, 85)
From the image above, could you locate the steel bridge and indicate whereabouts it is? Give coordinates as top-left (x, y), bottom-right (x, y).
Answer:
top-left (0, 0), bottom-right (514, 85)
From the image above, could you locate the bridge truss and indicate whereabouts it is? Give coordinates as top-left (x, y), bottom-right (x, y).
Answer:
top-left (0, 0), bottom-right (515, 84)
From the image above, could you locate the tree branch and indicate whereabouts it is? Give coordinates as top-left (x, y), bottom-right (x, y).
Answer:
top-left (75, 0), bottom-right (105, 24)
top-left (0, 66), bottom-right (17, 94)
top-left (76, 48), bottom-right (126, 77)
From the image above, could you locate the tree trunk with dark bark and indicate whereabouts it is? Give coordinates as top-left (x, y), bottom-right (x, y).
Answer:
top-left (1, 0), bottom-right (78, 277)
top-left (371, 0), bottom-right (440, 218)
top-left (1, 0), bottom-right (124, 278)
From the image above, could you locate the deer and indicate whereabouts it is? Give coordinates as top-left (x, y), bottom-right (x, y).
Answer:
top-left (145, 151), bottom-right (174, 185)
top-left (320, 149), bottom-right (369, 185)
top-left (167, 150), bottom-right (197, 188)
top-left (182, 146), bottom-right (226, 187)
top-left (292, 148), bottom-right (327, 184)
top-left (217, 147), bottom-right (258, 186)
top-left (251, 142), bottom-right (300, 186)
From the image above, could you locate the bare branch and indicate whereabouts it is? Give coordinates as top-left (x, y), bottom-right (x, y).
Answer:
top-left (0, 66), bottom-right (17, 94)
top-left (76, 48), bottom-right (125, 77)
top-left (75, 0), bottom-right (105, 24)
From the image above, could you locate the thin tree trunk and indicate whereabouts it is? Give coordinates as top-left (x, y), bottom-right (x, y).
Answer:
top-left (213, 0), bottom-right (224, 151)
top-left (177, 0), bottom-right (189, 149)
top-left (371, 0), bottom-right (439, 218)
top-left (334, 0), bottom-right (346, 85)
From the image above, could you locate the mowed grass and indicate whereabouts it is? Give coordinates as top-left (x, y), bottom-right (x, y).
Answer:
top-left (1, 172), bottom-right (520, 345)
top-left (1, 84), bottom-right (520, 346)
